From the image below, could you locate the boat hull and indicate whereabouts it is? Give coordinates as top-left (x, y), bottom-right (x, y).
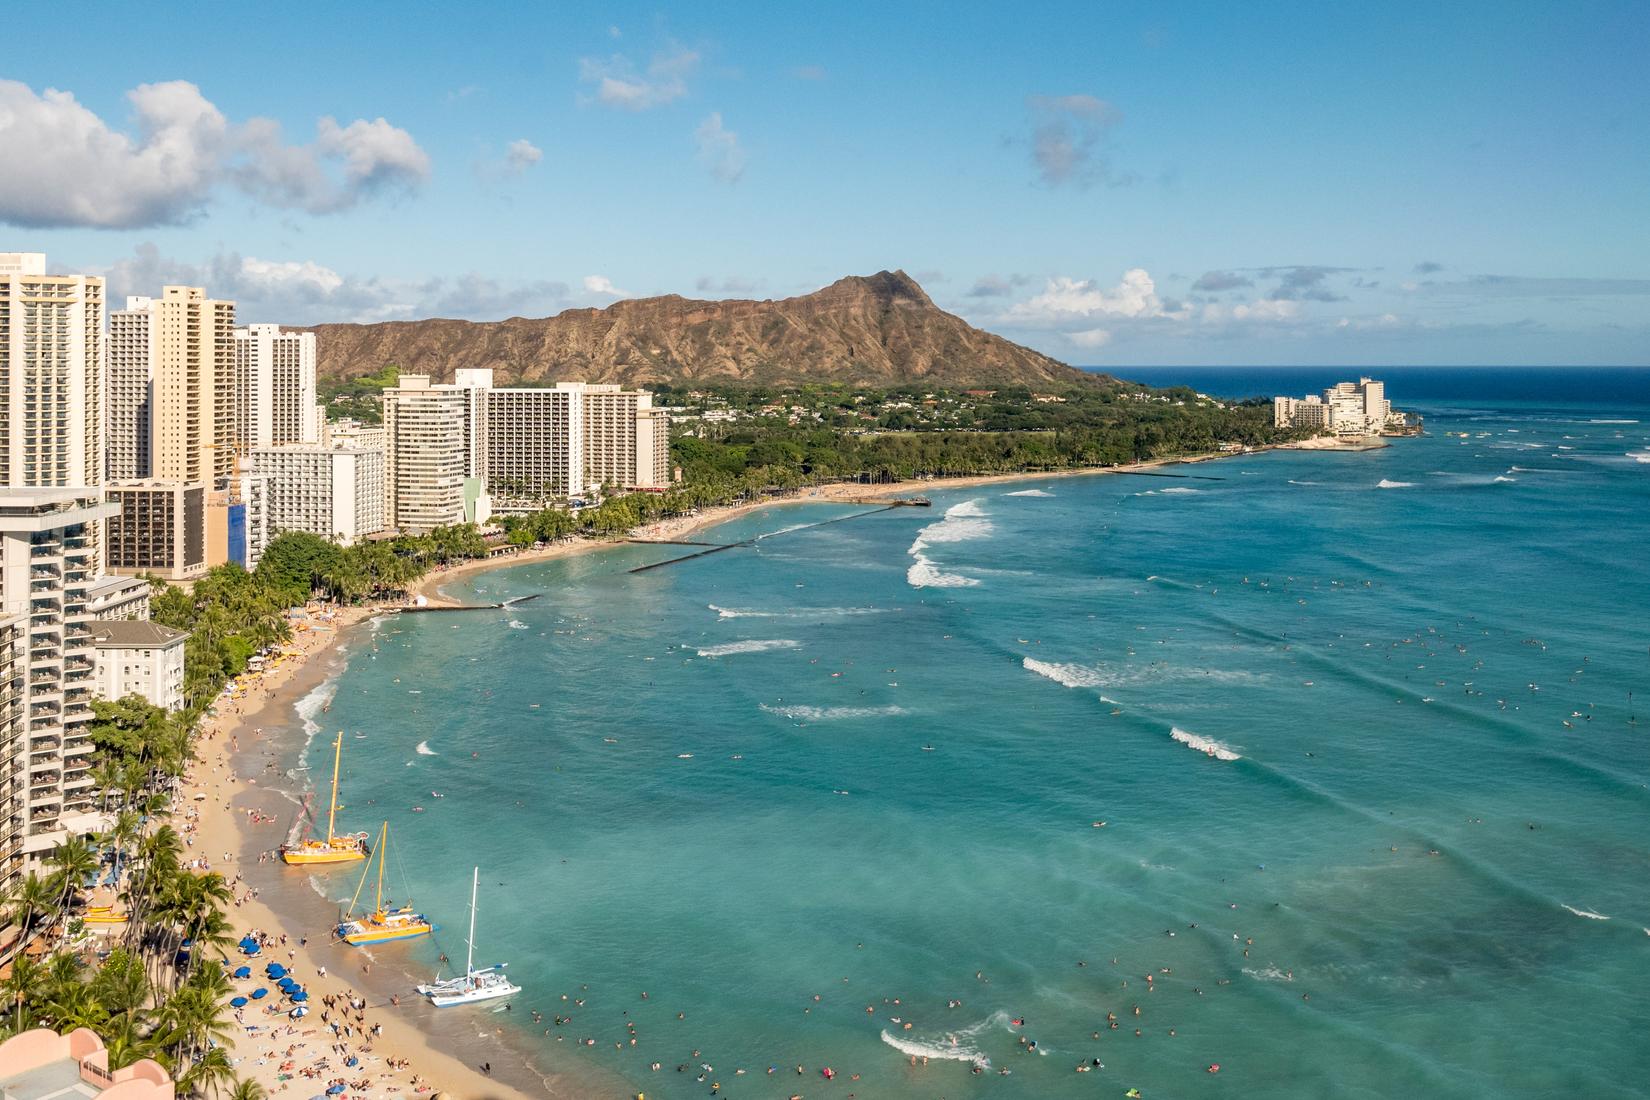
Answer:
top-left (281, 838), bottom-right (369, 865)
top-left (338, 917), bottom-right (434, 946)
top-left (419, 979), bottom-right (521, 1007)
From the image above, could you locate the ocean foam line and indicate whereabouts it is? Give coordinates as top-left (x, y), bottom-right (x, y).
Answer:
top-left (1627, 450), bottom-right (1650, 464)
top-left (1562, 904), bottom-right (1610, 920)
top-left (879, 1030), bottom-right (986, 1066)
top-left (696, 639), bottom-right (802, 658)
top-left (1005, 488), bottom-right (1053, 497)
top-left (415, 740), bottom-right (437, 756)
top-left (1023, 657), bottom-right (1105, 689)
top-left (1377, 479), bottom-right (1416, 489)
top-left (1170, 727), bottom-right (1242, 761)
top-left (708, 604), bottom-right (891, 620)
top-left (761, 703), bottom-right (909, 722)
top-left (1160, 486), bottom-right (1201, 494)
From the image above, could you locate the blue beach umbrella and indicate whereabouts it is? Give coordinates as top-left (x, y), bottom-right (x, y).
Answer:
top-left (327, 1085), bottom-right (345, 1095)
top-left (238, 937), bottom-right (260, 955)
top-left (233, 966), bottom-right (251, 978)
top-left (290, 1006), bottom-right (308, 1020)
top-left (229, 997), bottom-right (248, 1008)
top-left (250, 988), bottom-right (267, 1000)
top-left (290, 991), bottom-right (309, 1002)
top-left (265, 963), bottom-right (287, 978)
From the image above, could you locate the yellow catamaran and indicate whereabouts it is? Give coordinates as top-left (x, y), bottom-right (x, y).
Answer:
top-left (335, 822), bottom-right (432, 946)
top-left (280, 731), bottom-right (370, 865)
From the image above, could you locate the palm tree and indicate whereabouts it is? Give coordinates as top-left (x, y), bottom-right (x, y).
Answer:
top-left (45, 835), bottom-right (100, 932)
top-left (227, 1078), bottom-right (266, 1100)
top-left (1, 954), bottom-right (44, 1033)
top-left (176, 1045), bottom-right (235, 1098)
top-left (2, 871), bottom-right (57, 951)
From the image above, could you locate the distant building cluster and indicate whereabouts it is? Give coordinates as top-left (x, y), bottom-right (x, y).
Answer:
top-left (1273, 377), bottom-right (1394, 436)
top-left (0, 251), bottom-right (674, 886)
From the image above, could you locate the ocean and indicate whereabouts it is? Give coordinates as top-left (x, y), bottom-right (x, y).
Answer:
top-left (279, 367), bottom-right (1650, 1099)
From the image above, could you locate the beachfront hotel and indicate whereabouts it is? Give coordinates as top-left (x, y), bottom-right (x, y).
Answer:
top-left (1273, 377), bottom-right (1392, 436)
top-left (250, 443), bottom-right (386, 546)
top-left (87, 619), bottom-right (187, 713)
top-left (382, 370), bottom-right (671, 526)
top-left (0, 487), bottom-right (119, 889)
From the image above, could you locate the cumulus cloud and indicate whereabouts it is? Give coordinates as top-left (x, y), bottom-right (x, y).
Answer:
top-left (579, 45), bottom-right (699, 110)
top-left (583, 274), bottom-right (629, 298)
top-left (1023, 94), bottom-right (1133, 188)
top-left (503, 138), bottom-right (543, 174)
top-left (99, 243), bottom-right (573, 324)
top-left (1065, 327), bottom-right (1114, 349)
top-left (694, 112), bottom-right (746, 183)
top-left (1191, 270), bottom-right (1254, 293)
top-left (0, 79), bottom-right (428, 228)
top-left (1007, 269), bottom-right (1176, 325)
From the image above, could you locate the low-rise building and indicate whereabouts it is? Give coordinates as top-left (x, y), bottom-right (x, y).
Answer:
top-left (89, 620), bottom-right (187, 712)
top-left (0, 1027), bottom-right (174, 1100)
top-left (83, 576), bottom-right (150, 621)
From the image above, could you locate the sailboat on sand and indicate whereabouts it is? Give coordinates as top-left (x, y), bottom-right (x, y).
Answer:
top-left (335, 822), bottom-right (432, 946)
top-left (416, 867), bottom-right (520, 1007)
top-left (281, 731), bottom-right (369, 865)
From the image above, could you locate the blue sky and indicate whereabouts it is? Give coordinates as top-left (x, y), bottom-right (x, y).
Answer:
top-left (2, 0), bottom-right (1647, 364)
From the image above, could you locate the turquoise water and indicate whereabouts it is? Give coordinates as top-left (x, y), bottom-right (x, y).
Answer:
top-left (287, 380), bottom-right (1649, 1098)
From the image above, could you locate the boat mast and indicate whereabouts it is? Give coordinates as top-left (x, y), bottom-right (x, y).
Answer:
top-left (374, 823), bottom-right (387, 913)
top-left (326, 731), bottom-right (343, 841)
top-left (465, 866), bottom-right (478, 980)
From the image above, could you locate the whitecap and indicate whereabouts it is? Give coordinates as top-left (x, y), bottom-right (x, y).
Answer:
top-left (1170, 727), bottom-right (1242, 760)
top-left (1243, 966), bottom-right (1294, 982)
top-left (1562, 904), bottom-right (1610, 920)
top-left (879, 1030), bottom-right (984, 1066)
top-left (1627, 450), bottom-right (1650, 464)
top-left (696, 639), bottom-right (802, 658)
top-left (507, 619), bottom-right (528, 630)
top-left (1493, 475), bottom-right (1516, 483)
top-left (1023, 657), bottom-right (1105, 688)
top-left (1590, 419), bottom-right (1638, 424)
top-left (1160, 486), bottom-right (1201, 494)
top-left (709, 603), bottom-right (889, 620)
top-left (761, 703), bottom-right (909, 722)
top-left (1005, 489), bottom-right (1053, 497)
top-left (906, 500), bottom-right (994, 588)
top-left (1377, 479), bottom-right (1415, 489)
top-left (415, 741), bottom-right (437, 756)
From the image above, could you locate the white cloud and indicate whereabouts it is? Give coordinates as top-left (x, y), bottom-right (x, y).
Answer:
top-left (579, 46), bottom-right (699, 111)
top-left (99, 244), bottom-right (573, 324)
top-left (694, 112), bottom-right (745, 183)
top-left (583, 275), bottom-right (629, 298)
top-left (1065, 327), bottom-right (1114, 348)
top-left (1007, 269), bottom-right (1176, 325)
top-left (0, 79), bottom-right (429, 228)
top-left (1024, 94), bottom-right (1132, 188)
top-left (504, 138), bottom-right (543, 174)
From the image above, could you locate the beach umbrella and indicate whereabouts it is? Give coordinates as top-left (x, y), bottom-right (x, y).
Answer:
top-left (326, 1085), bottom-right (345, 1095)
top-left (238, 936), bottom-right (259, 955)
top-left (230, 997), bottom-right (248, 1008)
top-left (233, 966), bottom-right (251, 978)
top-left (250, 988), bottom-right (268, 1000)
top-left (290, 1007), bottom-right (309, 1019)
top-left (278, 979), bottom-right (299, 992)
top-left (290, 991), bottom-right (309, 1002)
top-left (266, 963), bottom-right (287, 977)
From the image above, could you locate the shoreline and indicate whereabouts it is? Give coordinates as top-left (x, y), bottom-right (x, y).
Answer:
top-left (410, 452), bottom-right (1245, 604)
top-left (195, 448), bottom-right (1273, 1098)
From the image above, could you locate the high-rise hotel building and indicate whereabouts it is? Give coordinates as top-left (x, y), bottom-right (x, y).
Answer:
top-left (381, 370), bottom-right (670, 528)
top-left (235, 324), bottom-right (321, 452)
top-left (0, 488), bottom-right (118, 887)
top-left (0, 254), bottom-right (103, 492)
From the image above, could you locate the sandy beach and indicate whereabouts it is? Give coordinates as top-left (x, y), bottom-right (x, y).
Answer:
top-left (190, 453), bottom-right (1241, 1099)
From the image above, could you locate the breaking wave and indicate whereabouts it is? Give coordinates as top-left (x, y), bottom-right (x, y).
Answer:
top-left (761, 703), bottom-right (909, 722)
top-left (1562, 904), bottom-right (1610, 920)
top-left (907, 499), bottom-right (992, 589)
top-left (1005, 489), bottom-right (1053, 497)
top-left (415, 741), bottom-right (437, 756)
top-left (1627, 450), bottom-right (1650, 464)
top-left (708, 604), bottom-right (890, 620)
top-left (1377, 479), bottom-right (1416, 489)
top-left (696, 639), bottom-right (802, 658)
top-left (1023, 658), bottom-right (1105, 688)
top-left (1160, 486), bottom-right (1201, 494)
top-left (879, 1010), bottom-right (1012, 1068)
top-left (1170, 727), bottom-right (1242, 761)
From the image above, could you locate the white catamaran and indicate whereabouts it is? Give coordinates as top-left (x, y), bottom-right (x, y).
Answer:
top-left (416, 867), bottom-right (520, 1007)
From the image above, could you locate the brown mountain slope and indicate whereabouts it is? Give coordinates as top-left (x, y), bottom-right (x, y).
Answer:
top-left (306, 270), bottom-right (1086, 388)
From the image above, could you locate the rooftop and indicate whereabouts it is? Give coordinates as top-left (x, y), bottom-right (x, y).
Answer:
top-left (88, 621), bottom-right (187, 648)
